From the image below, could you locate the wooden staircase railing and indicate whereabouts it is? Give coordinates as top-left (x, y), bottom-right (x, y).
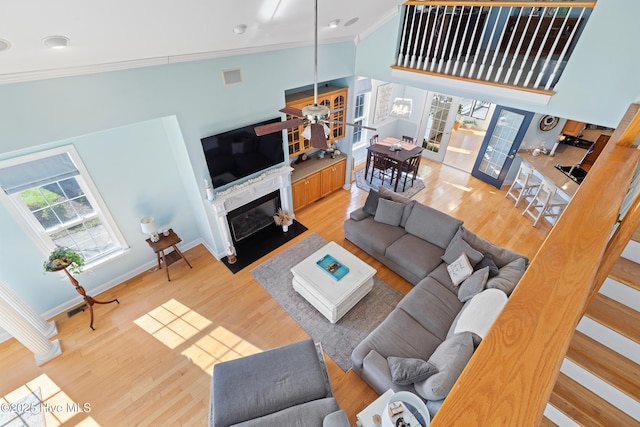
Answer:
top-left (430, 103), bottom-right (640, 426)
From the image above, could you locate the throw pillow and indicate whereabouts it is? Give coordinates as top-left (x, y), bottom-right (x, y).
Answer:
top-left (486, 257), bottom-right (527, 296)
top-left (413, 332), bottom-right (475, 401)
top-left (442, 235), bottom-right (484, 267)
top-left (446, 252), bottom-right (473, 286)
top-left (374, 198), bottom-right (406, 227)
top-left (362, 189), bottom-right (391, 216)
top-left (475, 253), bottom-right (500, 278)
top-left (457, 266), bottom-right (490, 302)
top-left (453, 288), bottom-right (508, 339)
top-left (387, 356), bottom-right (438, 385)
top-left (400, 200), bottom-right (416, 228)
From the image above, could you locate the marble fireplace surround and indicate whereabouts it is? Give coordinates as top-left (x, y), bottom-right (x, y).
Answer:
top-left (210, 165), bottom-right (293, 258)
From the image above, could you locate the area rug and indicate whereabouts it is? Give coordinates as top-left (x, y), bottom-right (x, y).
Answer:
top-left (250, 233), bottom-right (403, 371)
top-left (354, 167), bottom-right (425, 198)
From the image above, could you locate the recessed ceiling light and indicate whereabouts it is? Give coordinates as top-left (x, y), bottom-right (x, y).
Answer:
top-left (233, 25), bottom-right (247, 35)
top-left (344, 17), bottom-right (359, 27)
top-left (0, 39), bottom-right (10, 52)
top-left (43, 35), bottom-right (70, 49)
top-left (328, 19), bottom-right (340, 28)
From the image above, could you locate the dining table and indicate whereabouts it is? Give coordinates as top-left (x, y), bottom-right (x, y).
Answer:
top-left (365, 137), bottom-right (423, 192)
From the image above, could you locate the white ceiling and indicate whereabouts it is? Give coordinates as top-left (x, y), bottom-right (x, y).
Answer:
top-left (0, 0), bottom-right (400, 83)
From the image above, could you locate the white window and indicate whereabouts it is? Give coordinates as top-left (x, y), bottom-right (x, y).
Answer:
top-left (352, 92), bottom-right (370, 147)
top-left (0, 145), bottom-right (127, 266)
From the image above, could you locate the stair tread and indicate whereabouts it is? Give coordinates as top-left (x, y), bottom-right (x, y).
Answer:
top-left (539, 416), bottom-right (558, 427)
top-left (609, 257), bottom-right (640, 291)
top-left (632, 225), bottom-right (640, 243)
top-left (549, 372), bottom-right (638, 427)
top-left (566, 331), bottom-right (640, 400)
top-left (585, 294), bottom-right (640, 344)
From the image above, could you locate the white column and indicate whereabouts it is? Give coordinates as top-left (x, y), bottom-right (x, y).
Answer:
top-left (0, 297), bottom-right (62, 366)
top-left (0, 279), bottom-right (58, 338)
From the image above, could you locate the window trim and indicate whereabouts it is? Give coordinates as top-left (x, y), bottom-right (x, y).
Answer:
top-left (352, 92), bottom-right (370, 149)
top-left (0, 145), bottom-right (128, 268)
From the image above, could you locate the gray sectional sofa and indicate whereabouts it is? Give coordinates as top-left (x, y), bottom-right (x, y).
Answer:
top-left (345, 187), bottom-right (528, 416)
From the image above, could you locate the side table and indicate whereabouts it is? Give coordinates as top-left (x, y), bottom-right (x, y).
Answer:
top-left (145, 228), bottom-right (192, 281)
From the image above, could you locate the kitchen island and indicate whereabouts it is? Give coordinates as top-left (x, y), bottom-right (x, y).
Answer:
top-left (517, 144), bottom-right (586, 198)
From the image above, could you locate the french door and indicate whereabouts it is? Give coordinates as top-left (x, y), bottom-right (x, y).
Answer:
top-left (419, 92), bottom-right (457, 162)
top-left (471, 106), bottom-right (534, 188)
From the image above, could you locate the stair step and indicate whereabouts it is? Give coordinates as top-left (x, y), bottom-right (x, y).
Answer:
top-left (584, 294), bottom-right (640, 344)
top-left (549, 372), bottom-right (638, 427)
top-left (609, 257), bottom-right (640, 291)
top-left (566, 331), bottom-right (640, 401)
top-left (539, 416), bottom-right (557, 426)
top-left (632, 225), bottom-right (640, 243)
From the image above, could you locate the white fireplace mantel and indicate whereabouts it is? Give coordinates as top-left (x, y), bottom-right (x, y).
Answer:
top-left (210, 165), bottom-right (293, 257)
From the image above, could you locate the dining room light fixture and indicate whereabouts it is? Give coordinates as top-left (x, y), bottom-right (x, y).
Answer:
top-left (390, 98), bottom-right (413, 119)
top-left (43, 35), bottom-right (70, 49)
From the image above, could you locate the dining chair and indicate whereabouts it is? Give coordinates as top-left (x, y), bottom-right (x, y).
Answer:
top-left (402, 135), bottom-right (416, 144)
top-left (522, 179), bottom-right (568, 227)
top-left (369, 134), bottom-right (379, 146)
top-left (370, 151), bottom-right (396, 185)
top-left (398, 154), bottom-right (421, 191)
top-left (505, 163), bottom-right (541, 208)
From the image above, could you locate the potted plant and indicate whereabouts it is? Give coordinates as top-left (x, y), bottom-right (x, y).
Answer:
top-left (463, 119), bottom-right (477, 129)
top-left (453, 105), bottom-right (463, 131)
top-left (273, 208), bottom-right (293, 232)
top-left (43, 246), bottom-right (85, 275)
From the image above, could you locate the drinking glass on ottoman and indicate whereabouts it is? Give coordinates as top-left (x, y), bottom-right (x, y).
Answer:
top-left (209, 339), bottom-right (349, 427)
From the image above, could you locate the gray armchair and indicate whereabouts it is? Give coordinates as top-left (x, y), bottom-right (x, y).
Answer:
top-left (209, 339), bottom-right (349, 427)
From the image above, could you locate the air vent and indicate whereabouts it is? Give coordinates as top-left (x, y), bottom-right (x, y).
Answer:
top-left (222, 69), bottom-right (242, 86)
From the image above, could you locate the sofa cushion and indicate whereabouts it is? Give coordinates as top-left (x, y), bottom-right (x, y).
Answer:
top-left (414, 332), bottom-right (475, 401)
top-left (387, 357), bottom-right (438, 385)
top-left (457, 267), bottom-right (489, 302)
top-left (212, 339), bottom-right (330, 426)
top-left (404, 203), bottom-right (463, 249)
top-left (344, 216), bottom-right (407, 256)
top-left (349, 207), bottom-right (370, 221)
top-left (486, 257), bottom-right (527, 296)
top-left (385, 234), bottom-right (445, 280)
top-left (475, 253), bottom-right (499, 278)
top-left (459, 227), bottom-right (528, 268)
top-left (446, 252), bottom-right (473, 286)
top-left (363, 189), bottom-right (391, 216)
top-left (442, 233), bottom-right (484, 267)
top-left (379, 186), bottom-right (415, 227)
top-left (451, 289), bottom-right (507, 339)
top-left (374, 198), bottom-right (406, 226)
top-left (233, 398), bottom-right (342, 427)
top-left (398, 277), bottom-right (464, 341)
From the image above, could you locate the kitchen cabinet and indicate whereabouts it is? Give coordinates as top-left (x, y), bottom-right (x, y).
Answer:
top-left (291, 155), bottom-right (346, 211)
top-left (285, 85), bottom-right (348, 156)
top-left (562, 120), bottom-right (585, 137)
top-left (581, 134), bottom-right (610, 171)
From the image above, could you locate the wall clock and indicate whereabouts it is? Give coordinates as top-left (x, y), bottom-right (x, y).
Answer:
top-left (539, 115), bottom-right (559, 131)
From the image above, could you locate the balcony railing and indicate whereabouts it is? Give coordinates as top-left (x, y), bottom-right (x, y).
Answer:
top-left (396, 1), bottom-right (596, 92)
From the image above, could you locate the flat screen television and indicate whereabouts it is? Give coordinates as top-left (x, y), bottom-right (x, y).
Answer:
top-left (201, 118), bottom-right (285, 189)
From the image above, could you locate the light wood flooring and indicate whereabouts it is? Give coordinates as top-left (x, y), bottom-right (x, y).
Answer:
top-left (0, 159), bottom-right (552, 426)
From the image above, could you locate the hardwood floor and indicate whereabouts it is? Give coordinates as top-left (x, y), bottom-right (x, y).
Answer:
top-left (0, 159), bottom-right (551, 426)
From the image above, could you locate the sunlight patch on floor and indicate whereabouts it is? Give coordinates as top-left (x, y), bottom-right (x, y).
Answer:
top-left (1, 373), bottom-right (97, 426)
top-left (134, 299), bottom-right (261, 375)
top-left (443, 181), bottom-right (473, 192)
top-left (446, 146), bottom-right (473, 155)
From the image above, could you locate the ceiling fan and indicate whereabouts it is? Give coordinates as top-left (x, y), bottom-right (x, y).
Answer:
top-left (254, 0), bottom-right (376, 149)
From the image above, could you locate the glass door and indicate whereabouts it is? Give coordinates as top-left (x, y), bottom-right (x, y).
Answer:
top-left (471, 106), bottom-right (534, 188)
top-left (420, 92), bottom-right (457, 162)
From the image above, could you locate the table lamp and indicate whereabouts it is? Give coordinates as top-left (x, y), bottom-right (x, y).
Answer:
top-left (140, 216), bottom-right (159, 242)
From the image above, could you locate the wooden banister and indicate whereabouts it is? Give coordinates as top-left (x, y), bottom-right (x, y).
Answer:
top-left (404, 1), bottom-right (597, 7)
top-left (431, 104), bottom-right (640, 426)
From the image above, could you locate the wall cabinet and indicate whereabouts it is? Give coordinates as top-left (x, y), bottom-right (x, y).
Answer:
top-left (291, 157), bottom-right (346, 211)
top-left (285, 85), bottom-right (348, 156)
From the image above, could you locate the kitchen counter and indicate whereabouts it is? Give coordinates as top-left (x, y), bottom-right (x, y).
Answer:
top-left (517, 144), bottom-right (585, 197)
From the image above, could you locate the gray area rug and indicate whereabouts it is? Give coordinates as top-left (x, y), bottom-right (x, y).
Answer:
top-left (251, 233), bottom-right (402, 371)
top-left (354, 167), bottom-right (425, 198)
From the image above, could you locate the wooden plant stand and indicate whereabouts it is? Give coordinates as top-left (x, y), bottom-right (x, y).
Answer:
top-left (62, 268), bottom-right (119, 330)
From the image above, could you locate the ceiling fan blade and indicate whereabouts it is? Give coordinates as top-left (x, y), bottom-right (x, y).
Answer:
top-left (309, 123), bottom-right (328, 149)
top-left (279, 106), bottom-right (304, 118)
top-left (254, 117), bottom-right (304, 136)
top-left (323, 119), bottom-right (377, 131)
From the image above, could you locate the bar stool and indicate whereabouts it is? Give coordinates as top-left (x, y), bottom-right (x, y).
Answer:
top-left (522, 179), bottom-right (568, 227)
top-left (505, 163), bottom-right (541, 207)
